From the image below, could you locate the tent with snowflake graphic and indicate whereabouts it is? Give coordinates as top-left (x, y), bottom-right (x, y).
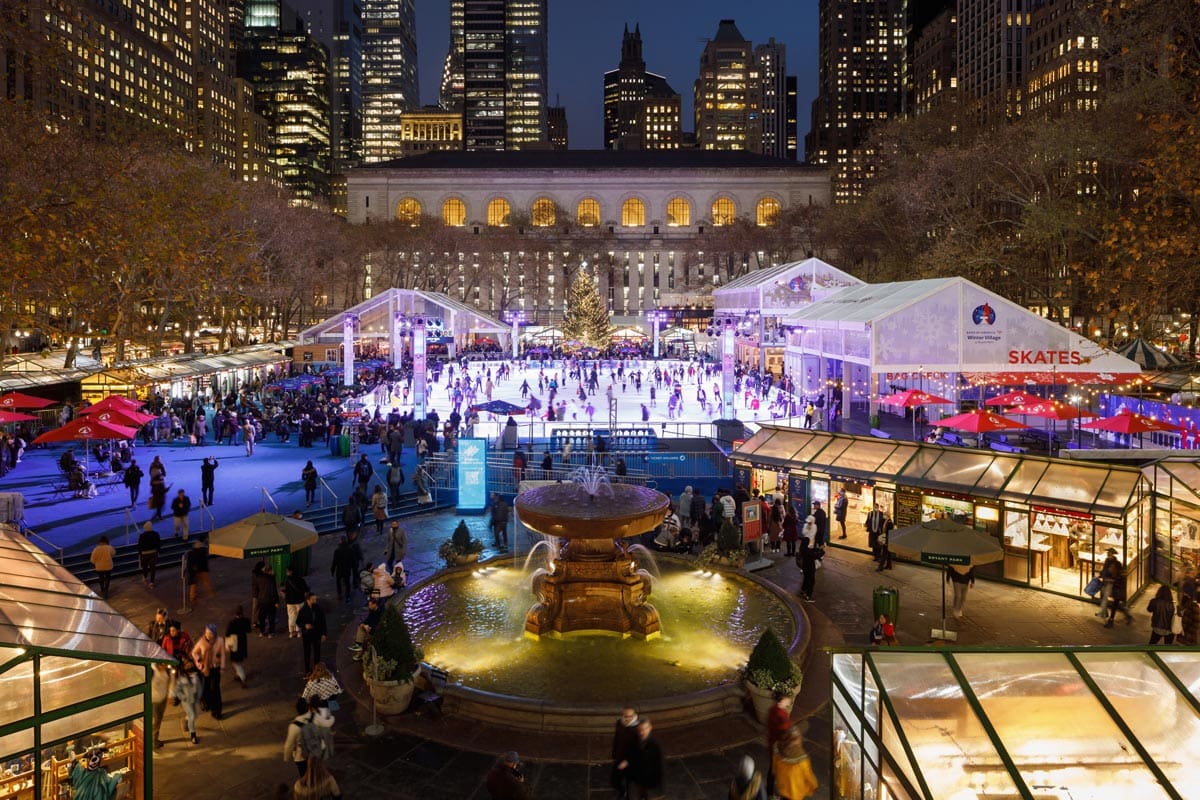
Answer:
top-left (781, 276), bottom-right (1141, 403)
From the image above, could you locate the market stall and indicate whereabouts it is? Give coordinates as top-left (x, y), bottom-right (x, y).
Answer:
top-left (732, 425), bottom-right (1151, 600)
top-left (1143, 458), bottom-right (1200, 586)
top-left (830, 647), bottom-right (1198, 800)
top-left (0, 524), bottom-right (170, 800)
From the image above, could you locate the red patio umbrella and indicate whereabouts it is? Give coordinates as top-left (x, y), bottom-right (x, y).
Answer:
top-left (878, 389), bottom-right (954, 408)
top-left (1009, 401), bottom-right (1096, 421)
top-left (1080, 410), bottom-right (1178, 435)
top-left (935, 410), bottom-right (1030, 433)
top-left (32, 417), bottom-right (139, 445)
top-left (83, 408), bottom-right (157, 427)
top-left (0, 410), bottom-right (38, 423)
top-left (983, 390), bottom-right (1042, 407)
top-left (0, 392), bottom-right (54, 410)
top-left (79, 395), bottom-right (145, 415)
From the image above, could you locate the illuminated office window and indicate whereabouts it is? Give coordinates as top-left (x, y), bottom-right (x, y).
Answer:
top-left (756, 197), bottom-right (781, 226)
top-left (666, 197), bottom-right (691, 227)
top-left (396, 197), bottom-right (422, 225)
top-left (532, 197), bottom-right (555, 226)
top-left (487, 198), bottom-right (511, 227)
top-left (711, 197), bottom-right (736, 226)
top-left (577, 198), bottom-right (601, 227)
top-left (621, 198), bottom-right (645, 227)
top-left (442, 197), bottom-right (466, 226)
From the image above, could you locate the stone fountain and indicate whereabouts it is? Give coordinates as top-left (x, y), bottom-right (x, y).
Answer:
top-left (515, 466), bottom-right (670, 639)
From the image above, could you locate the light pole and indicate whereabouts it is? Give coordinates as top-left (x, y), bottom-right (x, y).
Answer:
top-left (1069, 392), bottom-right (1082, 448)
top-left (645, 309), bottom-right (669, 359)
top-left (504, 309), bottom-right (527, 359)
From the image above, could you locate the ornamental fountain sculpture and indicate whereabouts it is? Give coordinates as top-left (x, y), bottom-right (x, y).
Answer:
top-left (515, 466), bottom-right (670, 640)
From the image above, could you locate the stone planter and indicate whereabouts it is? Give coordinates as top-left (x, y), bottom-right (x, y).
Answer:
top-left (366, 672), bottom-right (418, 715)
top-left (451, 552), bottom-right (480, 567)
top-left (715, 554), bottom-right (747, 569)
top-left (745, 678), bottom-right (801, 725)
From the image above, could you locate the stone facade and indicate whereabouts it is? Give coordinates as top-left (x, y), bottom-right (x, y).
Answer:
top-left (345, 151), bottom-right (830, 319)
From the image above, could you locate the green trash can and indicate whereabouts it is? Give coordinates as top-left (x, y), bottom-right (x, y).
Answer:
top-left (338, 434), bottom-right (352, 456)
top-left (873, 586), bottom-right (899, 626)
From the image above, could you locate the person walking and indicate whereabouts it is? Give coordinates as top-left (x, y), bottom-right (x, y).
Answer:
top-left (484, 751), bottom-right (531, 800)
top-left (138, 522), bottom-right (162, 589)
top-left (190, 623), bottom-right (226, 720)
top-left (627, 717), bottom-right (664, 799)
top-left (1103, 556), bottom-right (1134, 628)
top-left (284, 697), bottom-right (335, 777)
top-left (253, 564), bottom-right (279, 637)
top-left (947, 565), bottom-right (975, 619)
top-left (677, 486), bottom-right (695, 532)
top-left (225, 605), bottom-right (252, 687)
top-left (302, 460), bottom-right (319, 507)
top-left (172, 655), bottom-right (202, 744)
top-left (810, 500), bottom-right (829, 547)
top-left (386, 460), bottom-right (404, 501)
top-left (283, 565), bottom-right (310, 639)
top-left (293, 756), bottom-right (342, 800)
top-left (1178, 591), bottom-right (1200, 645)
top-left (150, 662), bottom-right (171, 749)
top-left (490, 493), bottom-right (510, 548)
top-left (385, 520), bottom-right (407, 574)
top-left (833, 489), bottom-right (848, 539)
top-left (171, 489), bottom-right (192, 541)
top-left (875, 510), bottom-right (895, 571)
top-left (728, 755), bottom-right (768, 800)
top-left (186, 540), bottom-right (213, 604)
top-left (330, 537), bottom-right (358, 605)
top-left (767, 499), bottom-right (784, 554)
top-left (89, 535), bottom-right (116, 599)
top-left (123, 459), bottom-right (144, 508)
top-left (297, 593), bottom-right (327, 674)
top-left (352, 454), bottom-right (373, 493)
top-left (199, 456), bottom-right (218, 505)
top-left (771, 723), bottom-right (819, 800)
top-left (865, 504), bottom-right (886, 565)
top-left (797, 516), bottom-right (819, 603)
top-left (242, 418), bottom-right (256, 456)
top-left (148, 475), bottom-right (169, 522)
top-left (782, 503), bottom-right (800, 557)
top-left (611, 707), bottom-right (640, 799)
top-left (1096, 548), bottom-right (1122, 619)
top-left (1147, 584), bottom-right (1176, 644)
top-left (370, 485), bottom-right (388, 537)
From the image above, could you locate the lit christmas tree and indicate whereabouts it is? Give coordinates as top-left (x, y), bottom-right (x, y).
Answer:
top-left (562, 266), bottom-right (613, 349)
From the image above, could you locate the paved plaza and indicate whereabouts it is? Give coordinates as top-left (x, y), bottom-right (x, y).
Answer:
top-left (0, 359), bottom-right (1153, 799)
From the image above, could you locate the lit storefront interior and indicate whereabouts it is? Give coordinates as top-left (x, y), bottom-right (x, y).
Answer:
top-left (1143, 459), bottom-right (1200, 586)
top-left (733, 426), bottom-right (1152, 599)
top-left (831, 647), bottom-right (1198, 800)
top-left (0, 525), bottom-right (170, 800)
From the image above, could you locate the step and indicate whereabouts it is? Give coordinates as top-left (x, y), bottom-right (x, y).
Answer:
top-left (67, 537), bottom-right (197, 585)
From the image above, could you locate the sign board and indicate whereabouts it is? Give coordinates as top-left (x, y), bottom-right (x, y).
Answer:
top-left (742, 502), bottom-right (762, 542)
top-left (456, 438), bottom-right (488, 513)
top-left (413, 323), bottom-right (427, 419)
top-left (721, 326), bottom-right (735, 416)
top-left (893, 488), bottom-right (923, 528)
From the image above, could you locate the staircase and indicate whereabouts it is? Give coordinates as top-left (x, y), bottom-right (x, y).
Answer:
top-left (62, 489), bottom-right (452, 585)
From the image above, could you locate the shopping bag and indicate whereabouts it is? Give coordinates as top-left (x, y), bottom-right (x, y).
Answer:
top-left (1083, 576), bottom-right (1102, 598)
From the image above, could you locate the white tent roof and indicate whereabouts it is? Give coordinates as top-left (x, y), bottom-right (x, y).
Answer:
top-left (785, 276), bottom-right (1142, 384)
top-left (712, 257), bottom-right (864, 315)
top-left (299, 288), bottom-right (507, 343)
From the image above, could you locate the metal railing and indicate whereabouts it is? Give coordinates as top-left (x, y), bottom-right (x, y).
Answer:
top-left (318, 476), bottom-right (339, 513)
top-left (25, 528), bottom-right (64, 563)
top-left (196, 501), bottom-right (217, 532)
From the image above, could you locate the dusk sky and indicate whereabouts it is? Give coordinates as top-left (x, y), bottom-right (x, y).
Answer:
top-left (416, 0), bottom-right (820, 153)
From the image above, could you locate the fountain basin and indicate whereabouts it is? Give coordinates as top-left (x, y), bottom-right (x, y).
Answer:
top-left (402, 555), bottom-right (809, 733)
top-left (514, 481), bottom-right (670, 540)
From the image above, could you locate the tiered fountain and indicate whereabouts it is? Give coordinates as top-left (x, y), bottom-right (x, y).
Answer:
top-left (515, 467), bottom-right (669, 639)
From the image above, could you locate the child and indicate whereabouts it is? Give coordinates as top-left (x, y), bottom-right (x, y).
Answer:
top-left (869, 613), bottom-right (897, 646)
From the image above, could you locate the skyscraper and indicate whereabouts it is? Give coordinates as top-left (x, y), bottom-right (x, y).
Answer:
top-left (957, 0), bottom-right (1031, 122)
top-left (602, 24), bottom-right (682, 151)
top-left (291, 0), bottom-right (364, 173)
top-left (694, 20), bottom-right (762, 153)
top-left (755, 38), bottom-right (790, 159)
top-left (361, 0), bottom-right (419, 162)
top-left (441, 0), bottom-right (548, 151)
top-left (240, 1), bottom-right (333, 202)
top-left (806, 0), bottom-right (907, 201)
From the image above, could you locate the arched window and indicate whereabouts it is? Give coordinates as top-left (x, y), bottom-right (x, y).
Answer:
top-left (396, 197), bottom-right (422, 225)
top-left (576, 198), bottom-right (601, 227)
top-left (621, 197), bottom-right (645, 227)
top-left (666, 197), bottom-right (691, 227)
top-left (487, 198), bottom-right (511, 227)
top-left (442, 197), bottom-right (466, 226)
top-left (711, 197), bottom-right (736, 226)
top-left (532, 197), bottom-right (556, 227)
top-left (756, 197), bottom-right (781, 226)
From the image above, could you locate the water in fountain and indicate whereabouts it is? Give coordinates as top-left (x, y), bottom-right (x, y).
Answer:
top-left (522, 538), bottom-right (556, 574)
top-left (569, 464), bottom-right (615, 499)
top-left (628, 543), bottom-right (662, 581)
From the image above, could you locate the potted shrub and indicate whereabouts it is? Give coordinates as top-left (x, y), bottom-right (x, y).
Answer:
top-left (696, 518), bottom-right (748, 569)
top-left (438, 519), bottom-right (485, 567)
top-left (362, 605), bottom-right (424, 714)
top-left (742, 627), bottom-right (803, 724)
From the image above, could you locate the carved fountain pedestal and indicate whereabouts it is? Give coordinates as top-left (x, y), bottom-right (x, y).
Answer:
top-left (515, 479), bottom-right (670, 640)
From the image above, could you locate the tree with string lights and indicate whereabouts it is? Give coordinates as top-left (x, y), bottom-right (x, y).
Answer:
top-left (561, 266), bottom-right (613, 349)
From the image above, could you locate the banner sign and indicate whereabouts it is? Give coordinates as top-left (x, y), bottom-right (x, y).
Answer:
top-left (413, 322), bottom-right (427, 419)
top-left (457, 438), bottom-right (488, 513)
top-left (721, 326), bottom-right (735, 416)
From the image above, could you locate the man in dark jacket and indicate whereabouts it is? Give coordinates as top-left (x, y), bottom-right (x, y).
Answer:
top-left (137, 521), bottom-right (161, 588)
top-left (296, 592), bottom-right (327, 673)
top-left (199, 456), bottom-right (218, 505)
top-left (490, 493), bottom-right (510, 548)
top-left (330, 537), bottom-right (359, 605)
top-left (353, 454), bottom-right (374, 491)
top-left (627, 717), bottom-right (664, 799)
top-left (484, 751), bottom-right (530, 800)
top-left (811, 500), bottom-right (829, 547)
top-left (611, 707), bottom-right (640, 798)
top-left (123, 459), bottom-right (144, 507)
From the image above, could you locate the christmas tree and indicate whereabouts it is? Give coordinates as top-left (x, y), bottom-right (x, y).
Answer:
top-left (562, 266), bottom-right (613, 349)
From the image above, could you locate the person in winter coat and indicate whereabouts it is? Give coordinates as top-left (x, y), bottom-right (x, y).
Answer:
top-left (385, 521), bottom-right (407, 573)
top-left (1147, 584), bottom-right (1177, 644)
top-left (1178, 592), bottom-right (1200, 645)
top-left (728, 755), bottom-right (768, 800)
top-left (283, 697), bottom-right (335, 777)
top-left (370, 485), bottom-right (388, 537)
top-left (253, 564), bottom-right (280, 636)
top-left (690, 491), bottom-right (707, 532)
top-left (225, 605), bottom-right (252, 686)
top-left (172, 655), bottom-right (202, 744)
top-left (301, 461), bottom-right (319, 506)
top-left (767, 499), bottom-right (784, 553)
top-left (678, 487), bottom-right (695, 529)
top-left (190, 623), bottom-right (227, 719)
top-left (797, 516), bottom-right (819, 603)
top-left (782, 505), bottom-right (800, 557)
top-left (771, 724), bottom-right (819, 800)
top-left (386, 461), bottom-right (404, 501)
top-left (283, 565), bottom-right (310, 639)
top-left (1103, 556), bottom-right (1133, 627)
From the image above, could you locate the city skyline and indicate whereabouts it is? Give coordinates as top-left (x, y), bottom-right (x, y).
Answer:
top-left (417, 0), bottom-right (818, 151)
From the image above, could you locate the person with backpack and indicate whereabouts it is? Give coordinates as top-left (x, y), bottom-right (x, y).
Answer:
top-left (123, 459), bottom-right (144, 508)
top-left (284, 696), bottom-right (335, 777)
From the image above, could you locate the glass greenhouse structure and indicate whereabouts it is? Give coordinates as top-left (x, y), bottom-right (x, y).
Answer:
top-left (831, 647), bottom-right (1200, 800)
top-left (0, 525), bottom-right (169, 799)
